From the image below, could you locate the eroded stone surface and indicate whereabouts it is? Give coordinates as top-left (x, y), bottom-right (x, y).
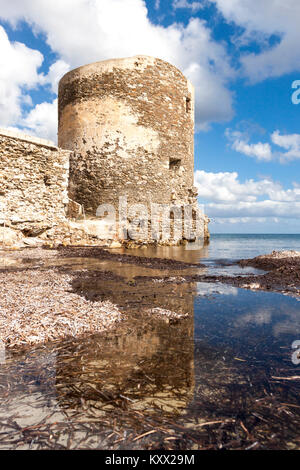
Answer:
top-left (0, 130), bottom-right (70, 235)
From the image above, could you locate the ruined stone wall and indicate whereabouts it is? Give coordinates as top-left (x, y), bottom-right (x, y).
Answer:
top-left (0, 129), bottom-right (71, 235)
top-left (58, 56), bottom-right (198, 221)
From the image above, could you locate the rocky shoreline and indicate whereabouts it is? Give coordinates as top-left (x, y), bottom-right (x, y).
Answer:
top-left (228, 250), bottom-right (300, 298)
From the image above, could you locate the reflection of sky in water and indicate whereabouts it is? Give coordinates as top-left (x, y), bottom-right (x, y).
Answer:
top-left (197, 282), bottom-right (239, 296)
top-left (194, 287), bottom-right (300, 341)
top-left (203, 263), bottom-right (265, 277)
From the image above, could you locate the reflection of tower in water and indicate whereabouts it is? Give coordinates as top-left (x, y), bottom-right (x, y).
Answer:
top-left (0, 278), bottom-right (198, 443)
top-left (54, 279), bottom-right (197, 416)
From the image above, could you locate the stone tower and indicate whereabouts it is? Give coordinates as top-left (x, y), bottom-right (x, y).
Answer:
top-left (58, 55), bottom-right (201, 242)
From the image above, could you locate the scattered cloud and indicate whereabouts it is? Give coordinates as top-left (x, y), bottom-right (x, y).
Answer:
top-left (233, 140), bottom-right (272, 162)
top-left (226, 129), bottom-right (273, 161)
top-left (206, 200), bottom-right (300, 219)
top-left (0, 26), bottom-right (66, 140)
top-left (226, 127), bottom-right (300, 163)
top-left (209, 0), bottom-right (300, 82)
top-left (194, 170), bottom-right (298, 203)
top-left (20, 99), bottom-right (58, 142)
top-left (41, 60), bottom-right (70, 94)
top-left (271, 130), bottom-right (300, 163)
top-left (215, 217), bottom-right (280, 225)
top-left (195, 169), bottom-right (300, 221)
top-left (173, 0), bottom-right (204, 12)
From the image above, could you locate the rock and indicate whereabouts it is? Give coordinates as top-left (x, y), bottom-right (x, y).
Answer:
top-left (23, 237), bottom-right (45, 247)
top-left (69, 219), bottom-right (113, 240)
top-left (21, 223), bottom-right (50, 237)
top-left (0, 227), bottom-right (22, 247)
top-left (66, 199), bottom-right (83, 219)
top-left (109, 241), bottom-right (123, 248)
top-left (0, 340), bottom-right (5, 364)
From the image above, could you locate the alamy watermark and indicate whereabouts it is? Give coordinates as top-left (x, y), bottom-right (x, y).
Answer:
top-left (95, 196), bottom-right (206, 249)
top-left (291, 80), bottom-right (300, 104)
top-left (291, 340), bottom-right (300, 365)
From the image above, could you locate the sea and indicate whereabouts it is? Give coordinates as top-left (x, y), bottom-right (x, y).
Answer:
top-left (205, 233), bottom-right (300, 260)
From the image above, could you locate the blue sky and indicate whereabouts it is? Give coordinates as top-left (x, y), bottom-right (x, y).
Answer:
top-left (0, 0), bottom-right (300, 233)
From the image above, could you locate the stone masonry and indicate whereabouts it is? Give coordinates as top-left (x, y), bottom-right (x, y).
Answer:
top-left (0, 129), bottom-right (70, 236)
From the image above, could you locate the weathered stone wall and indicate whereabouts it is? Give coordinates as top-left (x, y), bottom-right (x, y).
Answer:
top-left (0, 129), bottom-right (70, 235)
top-left (58, 56), bottom-right (198, 221)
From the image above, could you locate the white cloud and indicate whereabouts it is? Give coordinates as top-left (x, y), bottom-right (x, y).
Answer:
top-left (209, 0), bottom-right (300, 82)
top-left (0, 0), bottom-right (235, 131)
top-left (215, 217), bottom-right (280, 225)
top-left (271, 130), bottom-right (300, 162)
top-left (20, 99), bottom-right (58, 142)
top-left (194, 170), bottom-right (294, 203)
top-left (0, 26), bottom-right (43, 126)
top-left (197, 282), bottom-right (238, 296)
top-left (0, 27), bottom-right (69, 136)
top-left (195, 170), bottom-right (300, 221)
top-left (173, 0), bottom-right (204, 12)
top-left (41, 60), bottom-right (70, 94)
top-left (232, 139), bottom-right (272, 162)
top-left (226, 128), bottom-right (300, 163)
top-left (186, 61), bottom-right (234, 130)
top-left (226, 129), bottom-right (273, 161)
top-left (206, 200), bottom-right (300, 219)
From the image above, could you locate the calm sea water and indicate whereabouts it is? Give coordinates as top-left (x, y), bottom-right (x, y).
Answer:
top-left (207, 234), bottom-right (300, 260)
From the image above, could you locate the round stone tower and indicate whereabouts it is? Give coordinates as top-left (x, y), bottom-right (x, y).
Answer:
top-left (58, 55), bottom-right (196, 210)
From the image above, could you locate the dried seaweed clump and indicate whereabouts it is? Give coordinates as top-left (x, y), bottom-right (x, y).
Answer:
top-left (0, 268), bottom-right (123, 349)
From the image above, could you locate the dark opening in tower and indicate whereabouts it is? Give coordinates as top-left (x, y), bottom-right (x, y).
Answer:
top-left (186, 97), bottom-right (192, 113)
top-left (169, 158), bottom-right (182, 171)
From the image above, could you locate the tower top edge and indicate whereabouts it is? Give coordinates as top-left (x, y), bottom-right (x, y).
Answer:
top-left (59, 55), bottom-right (193, 89)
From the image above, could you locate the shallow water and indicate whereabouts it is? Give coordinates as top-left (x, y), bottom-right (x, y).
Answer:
top-left (109, 233), bottom-right (300, 274)
top-left (0, 236), bottom-right (299, 449)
